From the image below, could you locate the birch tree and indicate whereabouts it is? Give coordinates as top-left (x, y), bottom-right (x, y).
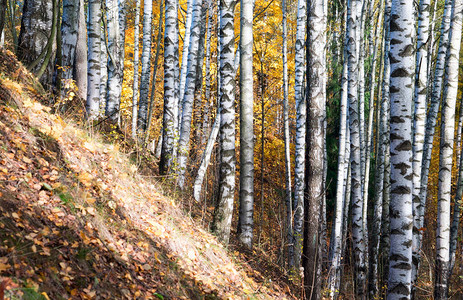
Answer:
top-left (193, 2), bottom-right (221, 201)
top-left (131, 0), bottom-right (141, 138)
top-left (386, 0), bottom-right (415, 298)
top-left (137, 0), bottom-right (153, 131)
top-left (346, 0), bottom-right (366, 295)
top-left (455, 106), bottom-right (463, 168)
top-left (176, 0), bottom-right (204, 188)
top-left (160, 0), bottom-right (179, 175)
top-left (303, 0), bottom-right (326, 298)
top-left (18, 0), bottom-right (56, 84)
top-left (292, 0), bottom-right (306, 270)
top-left (434, 1), bottom-right (463, 297)
top-left (194, 113), bottom-right (220, 201)
top-left (100, 21), bottom-right (108, 115)
top-left (74, 0), bottom-right (87, 99)
top-left (379, 0), bottom-right (392, 291)
top-left (419, 0), bottom-right (452, 238)
top-left (60, 0), bottom-right (79, 85)
top-left (363, 0), bottom-right (383, 253)
top-left (328, 22), bottom-right (348, 297)
top-left (411, 0), bottom-right (431, 288)
top-left (363, 3), bottom-right (383, 296)
top-left (369, 1), bottom-right (390, 294)
top-left (211, 0), bottom-right (236, 244)
top-left (85, 0), bottom-right (102, 119)
top-left (117, 0), bottom-right (127, 105)
top-left (105, 0), bottom-right (122, 121)
top-left (281, 0), bottom-right (293, 267)
top-left (192, 1), bottom-right (208, 145)
top-left (409, 2), bottom-right (453, 282)
top-left (237, 0), bottom-right (254, 248)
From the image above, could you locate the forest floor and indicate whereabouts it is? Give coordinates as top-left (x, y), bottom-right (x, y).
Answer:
top-left (0, 48), bottom-right (296, 299)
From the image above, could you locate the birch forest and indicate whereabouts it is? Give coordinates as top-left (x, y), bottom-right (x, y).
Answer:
top-left (3, 0), bottom-right (463, 298)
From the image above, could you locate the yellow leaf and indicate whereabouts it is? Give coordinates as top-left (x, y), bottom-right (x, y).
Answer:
top-left (154, 252), bottom-right (161, 264)
top-left (86, 198), bottom-right (96, 204)
top-left (0, 262), bottom-right (11, 272)
top-left (78, 172), bottom-right (93, 187)
top-left (41, 292), bottom-right (50, 300)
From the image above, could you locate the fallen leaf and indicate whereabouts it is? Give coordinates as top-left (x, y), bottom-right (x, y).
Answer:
top-left (41, 292), bottom-right (50, 300)
top-left (187, 249), bottom-right (196, 261)
top-left (86, 207), bottom-right (96, 216)
top-left (0, 263), bottom-right (10, 272)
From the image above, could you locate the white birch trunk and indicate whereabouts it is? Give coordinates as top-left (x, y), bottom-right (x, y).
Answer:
top-left (160, 0), bottom-right (179, 175)
top-left (346, 0), bottom-right (366, 296)
top-left (192, 1), bottom-right (220, 200)
top-left (411, 0), bottom-right (432, 288)
top-left (303, 0), bottom-right (326, 298)
top-left (338, 122), bottom-right (352, 296)
top-left (74, 0), bottom-right (87, 99)
top-left (237, 0), bottom-right (254, 248)
top-left (364, 3), bottom-right (383, 297)
top-left (211, 0), bottom-right (236, 244)
top-left (117, 0), bottom-right (126, 123)
top-left (434, 1), bottom-right (463, 298)
top-left (131, 0), bottom-right (141, 139)
top-left (60, 0), bottom-right (79, 84)
top-left (194, 112), bottom-right (220, 202)
top-left (176, 0), bottom-right (204, 188)
top-left (418, 0), bottom-right (452, 239)
top-left (192, 0), bottom-right (208, 145)
top-left (85, 0), bottom-right (101, 119)
top-left (99, 21), bottom-right (108, 116)
top-left (137, 0), bottom-right (153, 131)
top-left (386, 0), bottom-right (415, 298)
top-left (18, 0), bottom-right (55, 84)
top-left (328, 13), bottom-right (348, 297)
top-left (105, 0), bottom-right (122, 121)
top-left (455, 105), bottom-right (463, 170)
top-left (281, 0), bottom-right (292, 267)
top-left (369, 2), bottom-right (388, 295)
top-left (292, 0), bottom-right (306, 270)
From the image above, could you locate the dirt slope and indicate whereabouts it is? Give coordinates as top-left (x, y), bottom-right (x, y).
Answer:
top-left (0, 48), bottom-right (293, 299)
